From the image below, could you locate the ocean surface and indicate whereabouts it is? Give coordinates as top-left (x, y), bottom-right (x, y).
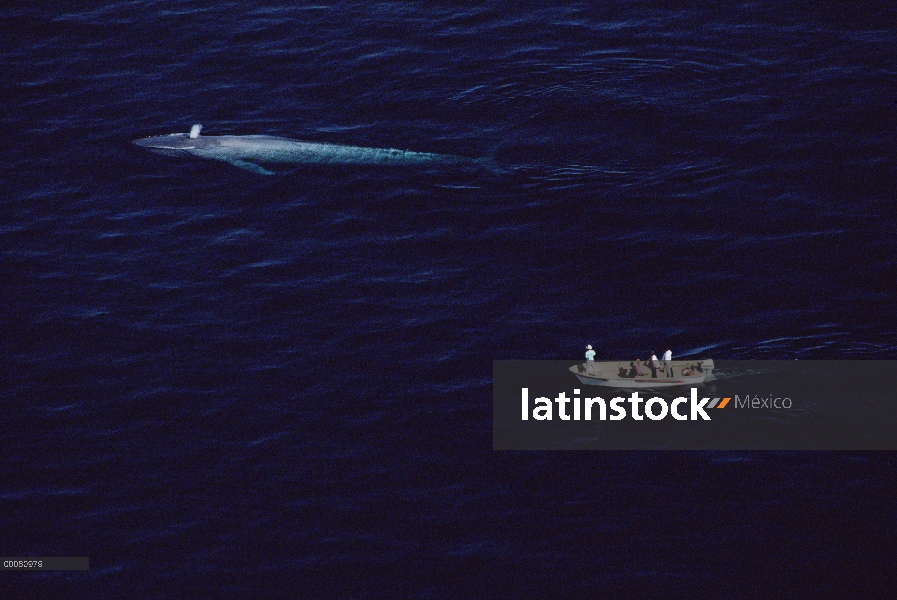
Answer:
top-left (3, 1), bottom-right (896, 596)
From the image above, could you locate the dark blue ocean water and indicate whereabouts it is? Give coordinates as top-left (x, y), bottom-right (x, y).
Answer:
top-left (3, 1), bottom-right (896, 596)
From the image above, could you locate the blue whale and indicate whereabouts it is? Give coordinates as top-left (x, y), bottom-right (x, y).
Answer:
top-left (133, 124), bottom-right (495, 175)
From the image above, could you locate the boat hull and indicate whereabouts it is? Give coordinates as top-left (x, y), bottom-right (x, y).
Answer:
top-left (571, 359), bottom-right (714, 388)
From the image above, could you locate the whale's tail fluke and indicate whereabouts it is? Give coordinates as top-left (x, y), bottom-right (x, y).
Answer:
top-left (189, 124), bottom-right (202, 139)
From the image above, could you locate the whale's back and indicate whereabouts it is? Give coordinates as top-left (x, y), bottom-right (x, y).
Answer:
top-left (206, 135), bottom-right (459, 166)
top-left (135, 127), bottom-right (490, 172)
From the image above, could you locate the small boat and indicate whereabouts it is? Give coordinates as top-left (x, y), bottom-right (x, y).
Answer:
top-left (570, 359), bottom-right (714, 387)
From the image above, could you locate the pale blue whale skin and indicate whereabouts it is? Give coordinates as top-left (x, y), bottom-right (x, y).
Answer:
top-left (133, 126), bottom-right (496, 175)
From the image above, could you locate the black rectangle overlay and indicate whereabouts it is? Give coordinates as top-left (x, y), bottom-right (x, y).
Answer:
top-left (494, 361), bottom-right (897, 450)
top-left (1, 557), bottom-right (89, 571)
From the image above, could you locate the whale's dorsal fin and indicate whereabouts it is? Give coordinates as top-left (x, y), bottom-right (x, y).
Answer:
top-left (189, 124), bottom-right (202, 139)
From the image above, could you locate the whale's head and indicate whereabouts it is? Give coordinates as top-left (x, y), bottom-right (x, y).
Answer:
top-left (133, 124), bottom-right (215, 156)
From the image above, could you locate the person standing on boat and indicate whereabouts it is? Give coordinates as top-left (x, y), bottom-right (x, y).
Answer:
top-left (585, 344), bottom-right (596, 375)
top-left (649, 352), bottom-right (659, 378)
top-left (662, 349), bottom-right (673, 377)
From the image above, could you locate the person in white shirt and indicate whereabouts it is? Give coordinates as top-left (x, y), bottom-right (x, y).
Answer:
top-left (662, 349), bottom-right (673, 377)
top-left (649, 352), bottom-right (659, 378)
top-left (585, 344), bottom-right (596, 375)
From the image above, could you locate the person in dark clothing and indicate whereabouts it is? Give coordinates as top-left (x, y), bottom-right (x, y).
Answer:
top-left (648, 356), bottom-right (658, 378)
